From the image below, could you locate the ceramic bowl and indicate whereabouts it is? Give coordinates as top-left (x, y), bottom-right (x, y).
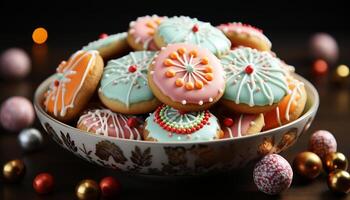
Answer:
top-left (34, 74), bottom-right (319, 176)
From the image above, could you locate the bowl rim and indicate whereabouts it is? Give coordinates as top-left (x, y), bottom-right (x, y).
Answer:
top-left (34, 73), bottom-right (319, 145)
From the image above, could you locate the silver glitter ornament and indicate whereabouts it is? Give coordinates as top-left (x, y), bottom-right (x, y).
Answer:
top-left (18, 128), bottom-right (43, 151)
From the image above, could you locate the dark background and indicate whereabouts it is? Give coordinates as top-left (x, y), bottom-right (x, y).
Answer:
top-left (1, 1), bottom-right (350, 199)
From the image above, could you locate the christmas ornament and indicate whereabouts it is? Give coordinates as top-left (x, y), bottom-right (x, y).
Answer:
top-left (0, 96), bottom-right (35, 132)
top-left (33, 173), bottom-right (54, 194)
top-left (309, 33), bottom-right (338, 63)
top-left (309, 130), bottom-right (337, 160)
top-left (324, 152), bottom-right (348, 172)
top-left (293, 151), bottom-right (322, 179)
top-left (253, 154), bottom-right (293, 195)
top-left (312, 59), bottom-right (328, 76)
top-left (0, 48), bottom-right (31, 79)
top-left (2, 159), bottom-right (25, 182)
top-left (328, 170), bottom-right (350, 194)
top-left (100, 176), bottom-right (121, 198)
top-left (18, 128), bottom-right (43, 151)
top-left (76, 179), bottom-right (100, 200)
top-left (99, 33), bottom-right (108, 39)
top-left (32, 27), bottom-right (48, 44)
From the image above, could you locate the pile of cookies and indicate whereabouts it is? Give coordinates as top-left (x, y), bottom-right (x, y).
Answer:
top-left (42, 15), bottom-right (307, 142)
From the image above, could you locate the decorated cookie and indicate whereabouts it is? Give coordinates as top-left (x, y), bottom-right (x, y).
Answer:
top-left (154, 16), bottom-right (231, 57)
top-left (148, 43), bottom-right (225, 111)
top-left (263, 77), bottom-right (307, 130)
top-left (221, 113), bottom-right (264, 138)
top-left (82, 32), bottom-right (131, 60)
top-left (220, 47), bottom-right (288, 114)
top-left (44, 50), bottom-right (103, 122)
top-left (77, 108), bottom-right (143, 140)
top-left (99, 51), bottom-right (160, 114)
top-left (217, 22), bottom-right (272, 51)
top-left (127, 15), bottom-right (165, 51)
top-left (143, 105), bottom-right (223, 142)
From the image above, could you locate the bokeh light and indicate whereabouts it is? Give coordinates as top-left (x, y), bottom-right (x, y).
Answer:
top-left (336, 64), bottom-right (350, 78)
top-left (32, 27), bottom-right (48, 44)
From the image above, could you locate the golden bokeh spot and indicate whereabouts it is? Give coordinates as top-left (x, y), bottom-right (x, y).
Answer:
top-left (32, 27), bottom-right (48, 44)
top-left (336, 65), bottom-right (350, 78)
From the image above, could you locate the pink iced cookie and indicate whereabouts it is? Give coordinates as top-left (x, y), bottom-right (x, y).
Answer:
top-left (0, 96), bottom-right (35, 132)
top-left (127, 15), bottom-right (165, 51)
top-left (77, 109), bottom-right (143, 140)
top-left (221, 113), bottom-right (264, 139)
top-left (148, 43), bottom-right (225, 111)
top-left (217, 22), bottom-right (272, 51)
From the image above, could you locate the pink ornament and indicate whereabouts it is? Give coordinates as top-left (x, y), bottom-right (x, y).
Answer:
top-left (309, 33), bottom-right (338, 63)
top-left (0, 48), bottom-right (31, 79)
top-left (253, 154), bottom-right (293, 195)
top-left (309, 130), bottom-right (337, 160)
top-left (0, 96), bottom-right (35, 132)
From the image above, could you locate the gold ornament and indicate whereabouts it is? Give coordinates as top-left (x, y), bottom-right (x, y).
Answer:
top-left (324, 152), bottom-right (348, 172)
top-left (2, 159), bottom-right (25, 182)
top-left (293, 151), bottom-right (323, 179)
top-left (328, 170), bottom-right (350, 193)
top-left (76, 179), bottom-right (100, 200)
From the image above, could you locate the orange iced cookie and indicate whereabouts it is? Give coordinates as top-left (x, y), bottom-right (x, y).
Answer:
top-left (263, 77), bottom-right (307, 130)
top-left (44, 50), bottom-right (104, 122)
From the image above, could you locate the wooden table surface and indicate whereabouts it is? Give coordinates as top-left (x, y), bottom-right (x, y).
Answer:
top-left (1, 31), bottom-right (350, 200)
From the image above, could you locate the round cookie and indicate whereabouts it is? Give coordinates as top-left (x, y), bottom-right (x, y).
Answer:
top-left (44, 50), bottom-right (104, 122)
top-left (154, 16), bottom-right (231, 57)
top-left (217, 22), bottom-right (272, 51)
top-left (143, 105), bottom-right (223, 142)
top-left (221, 113), bottom-right (264, 139)
top-left (99, 51), bottom-right (160, 114)
top-left (220, 47), bottom-right (289, 114)
top-left (263, 77), bottom-right (307, 130)
top-left (82, 32), bottom-right (131, 60)
top-left (127, 15), bottom-right (165, 51)
top-left (77, 108), bottom-right (143, 140)
top-left (148, 43), bottom-right (225, 111)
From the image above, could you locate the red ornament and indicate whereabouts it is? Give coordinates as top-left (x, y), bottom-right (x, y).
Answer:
top-left (33, 173), bottom-right (54, 194)
top-left (192, 24), bottom-right (199, 32)
top-left (127, 118), bottom-right (138, 128)
top-left (99, 176), bottom-right (121, 198)
top-left (245, 65), bottom-right (254, 74)
top-left (128, 65), bottom-right (137, 73)
top-left (99, 33), bottom-right (108, 39)
top-left (312, 59), bottom-right (328, 76)
top-left (223, 118), bottom-right (234, 127)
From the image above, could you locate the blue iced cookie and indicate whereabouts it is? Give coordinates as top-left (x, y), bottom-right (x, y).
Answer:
top-left (154, 16), bottom-right (231, 57)
top-left (98, 51), bottom-right (160, 114)
top-left (143, 105), bottom-right (223, 142)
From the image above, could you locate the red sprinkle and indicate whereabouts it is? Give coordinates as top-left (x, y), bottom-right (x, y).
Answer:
top-left (99, 33), bottom-right (108, 39)
top-left (128, 65), bottom-right (137, 73)
top-left (192, 24), bottom-right (199, 32)
top-left (245, 65), bottom-right (254, 74)
top-left (223, 118), bottom-right (234, 127)
top-left (54, 80), bottom-right (60, 87)
top-left (127, 118), bottom-right (138, 128)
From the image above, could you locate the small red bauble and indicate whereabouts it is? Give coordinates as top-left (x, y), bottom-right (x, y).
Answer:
top-left (192, 24), bottom-right (199, 32)
top-left (33, 173), bottom-right (54, 194)
top-left (128, 65), bottom-right (137, 73)
top-left (223, 118), bottom-right (234, 127)
top-left (99, 176), bottom-right (121, 198)
top-left (245, 65), bottom-right (254, 74)
top-left (127, 118), bottom-right (138, 128)
top-left (313, 59), bottom-right (328, 75)
top-left (99, 33), bottom-right (108, 39)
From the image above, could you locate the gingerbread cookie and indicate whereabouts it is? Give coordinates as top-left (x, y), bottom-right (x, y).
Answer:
top-left (127, 15), bottom-right (165, 51)
top-left (143, 105), bottom-right (223, 142)
top-left (154, 16), bottom-right (231, 57)
top-left (148, 43), bottom-right (225, 111)
top-left (77, 108), bottom-right (143, 140)
top-left (99, 51), bottom-right (160, 114)
top-left (44, 50), bottom-right (104, 122)
top-left (217, 22), bottom-right (272, 51)
top-left (220, 47), bottom-right (289, 114)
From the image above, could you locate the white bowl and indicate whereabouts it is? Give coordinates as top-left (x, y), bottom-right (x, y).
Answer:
top-left (34, 74), bottom-right (319, 176)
